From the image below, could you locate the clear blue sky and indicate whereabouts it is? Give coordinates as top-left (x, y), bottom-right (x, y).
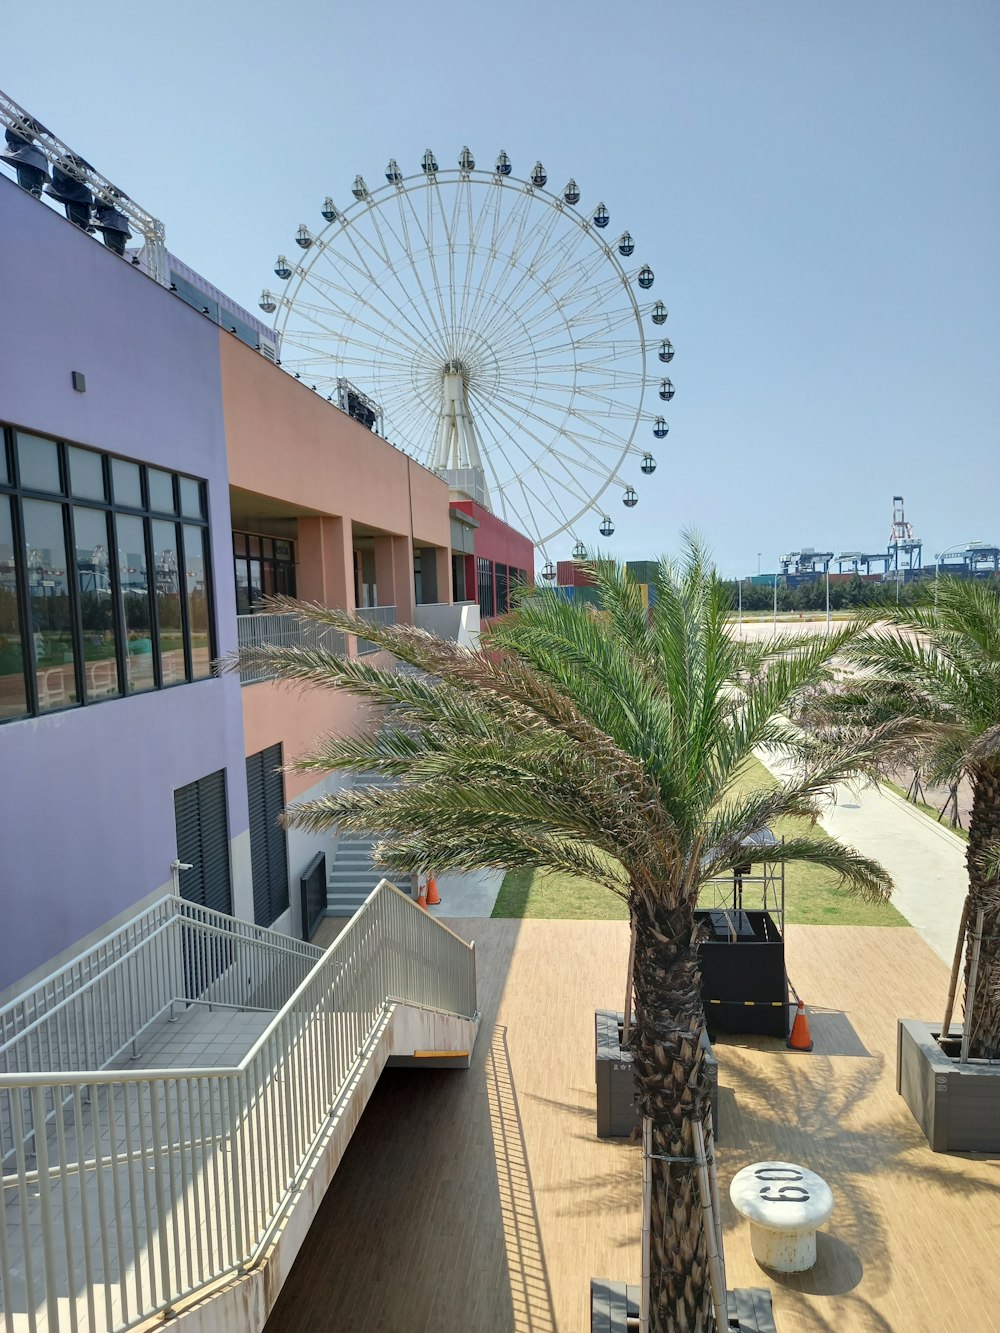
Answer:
top-left (6, 0), bottom-right (998, 574)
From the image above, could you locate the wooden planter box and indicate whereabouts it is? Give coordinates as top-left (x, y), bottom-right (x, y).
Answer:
top-left (595, 1010), bottom-right (719, 1140)
top-left (897, 1018), bottom-right (1000, 1153)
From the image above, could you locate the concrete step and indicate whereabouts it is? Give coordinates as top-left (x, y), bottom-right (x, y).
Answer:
top-left (326, 893), bottom-right (372, 914)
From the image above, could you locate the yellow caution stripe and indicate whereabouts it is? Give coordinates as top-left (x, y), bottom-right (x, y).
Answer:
top-left (707, 999), bottom-right (784, 1008)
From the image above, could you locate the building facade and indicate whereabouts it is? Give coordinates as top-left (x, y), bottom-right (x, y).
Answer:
top-left (450, 498), bottom-right (533, 620)
top-left (0, 172), bottom-right (483, 996)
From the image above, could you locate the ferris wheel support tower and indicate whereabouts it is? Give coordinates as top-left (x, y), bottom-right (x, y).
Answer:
top-left (433, 361), bottom-right (491, 506)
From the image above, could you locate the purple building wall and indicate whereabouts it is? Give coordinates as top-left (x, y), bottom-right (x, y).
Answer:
top-left (0, 178), bottom-right (248, 992)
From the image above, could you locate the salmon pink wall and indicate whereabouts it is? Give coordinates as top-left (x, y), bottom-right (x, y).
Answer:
top-left (220, 336), bottom-right (450, 550)
top-left (241, 680), bottom-right (378, 800)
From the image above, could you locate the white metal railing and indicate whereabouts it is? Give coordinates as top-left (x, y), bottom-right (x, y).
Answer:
top-left (236, 612), bottom-right (347, 684)
top-left (0, 881), bottom-right (476, 1332)
top-left (355, 604), bottom-right (396, 655)
top-left (0, 899), bottom-right (323, 1167)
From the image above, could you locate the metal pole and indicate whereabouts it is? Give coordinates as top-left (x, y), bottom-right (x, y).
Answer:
top-left (693, 1119), bottom-right (729, 1332)
top-left (773, 572), bottom-right (778, 628)
top-left (941, 897), bottom-right (970, 1040)
top-left (640, 1117), bottom-right (651, 1333)
top-left (757, 552), bottom-right (761, 576)
top-left (825, 566), bottom-right (830, 632)
top-left (960, 908), bottom-right (985, 1063)
top-left (737, 578), bottom-right (742, 634)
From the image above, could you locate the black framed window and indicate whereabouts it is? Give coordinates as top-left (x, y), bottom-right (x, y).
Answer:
top-left (495, 563), bottom-right (509, 615)
top-left (477, 556), bottom-right (494, 619)
top-left (0, 423), bottom-right (214, 722)
top-left (246, 744), bottom-right (290, 927)
top-left (233, 531), bottom-right (295, 614)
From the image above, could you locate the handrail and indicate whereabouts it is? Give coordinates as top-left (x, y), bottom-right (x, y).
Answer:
top-left (0, 895), bottom-right (319, 1042)
top-left (0, 880), bottom-right (477, 1332)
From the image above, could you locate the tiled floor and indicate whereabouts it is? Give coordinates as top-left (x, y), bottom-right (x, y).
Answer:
top-left (2, 1003), bottom-right (276, 1332)
top-left (108, 1002), bottom-right (275, 1071)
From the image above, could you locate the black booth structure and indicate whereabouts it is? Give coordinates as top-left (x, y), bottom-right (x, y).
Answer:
top-left (695, 829), bottom-right (789, 1038)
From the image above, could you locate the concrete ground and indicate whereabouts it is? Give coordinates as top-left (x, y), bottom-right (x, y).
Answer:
top-left (425, 866), bottom-right (506, 918)
top-left (759, 747), bottom-right (967, 965)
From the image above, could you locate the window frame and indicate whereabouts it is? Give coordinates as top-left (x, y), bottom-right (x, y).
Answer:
top-left (0, 422), bottom-right (215, 722)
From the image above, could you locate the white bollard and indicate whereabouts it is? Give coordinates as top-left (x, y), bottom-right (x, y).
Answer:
top-left (729, 1161), bottom-right (834, 1274)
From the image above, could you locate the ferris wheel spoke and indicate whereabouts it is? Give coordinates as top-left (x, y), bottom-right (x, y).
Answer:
top-left (344, 209), bottom-right (452, 357)
top-left (393, 183), bottom-right (455, 354)
top-left (501, 236), bottom-right (612, 318)
top-left (454, 179), bottom-right (486, 343)
top-left (500, 455), bottom-right (574, 545)
top-left (472, 391), bottom-right (594, 517)
top-left (391, 398), bottom-right (438, 463)
top-left (549, 441), bottom-right (626, 485)
top-left (470, 224), bottom-right (600, 354)
top-left (464, 186), bottom-right (537, 341)
top-left (475, 258), bottom-right (622, 364)
top-left (283, 293), bottom-right (425, 361)
top-left (389, 186), bottom-right (454, 361)
top-left (291, 269), bottom-right (433, 365)
top-left (430, 179), bottom-right (461, 353)
top-left (287, 296), bottom-right (428, 370)
top-left (312, 233), bottom-right (435, 349)
top-left (469, 385), bottom-right (558, 484)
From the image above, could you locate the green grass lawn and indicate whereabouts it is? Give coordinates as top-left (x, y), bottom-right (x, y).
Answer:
top-left (492, 756), bottom-right (907, 926)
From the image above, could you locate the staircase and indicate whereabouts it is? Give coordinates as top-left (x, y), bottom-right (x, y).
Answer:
top-left (327, 774), bottom-right (404, 915)
top-left (0, 883), bottom-right (479, 1333)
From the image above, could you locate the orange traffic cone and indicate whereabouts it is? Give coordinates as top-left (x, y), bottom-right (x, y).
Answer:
top-left (416, 879), bottom-right (428, 911)
top-left (786, 999), bottom-right (814, 1052)
top-left (425, 874), bottom-right (441, 907)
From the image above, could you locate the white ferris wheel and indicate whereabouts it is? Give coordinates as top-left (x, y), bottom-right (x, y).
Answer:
top-left (259, 147), bottom-right (674, 572)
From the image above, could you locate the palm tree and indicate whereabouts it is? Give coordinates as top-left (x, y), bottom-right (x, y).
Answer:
top-left (237, 542), bottom-right (892, 1333)
top-left (799, 577), bottom-right (1000, 1060)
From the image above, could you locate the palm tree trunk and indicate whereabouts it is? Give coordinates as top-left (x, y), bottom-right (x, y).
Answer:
top-left (631, 896), bottom-right (716, 1333)
top-left (965, 765), bottom-right (1000, 1060)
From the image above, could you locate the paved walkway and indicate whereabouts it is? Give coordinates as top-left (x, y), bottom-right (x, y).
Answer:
top-left (758, 747), bottom-right (968, 964)
top-left (426, 866), bottom-right (505, 918)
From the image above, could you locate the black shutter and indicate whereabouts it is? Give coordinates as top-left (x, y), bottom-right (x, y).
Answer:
top-left (173, 769), bottom-right (232, 915)
top-left (246, 751), bottom-right (271, 925)
top-left (246, 744), bottom-right (289, 927)
top-left (264, 748), bottom-right (289, 922)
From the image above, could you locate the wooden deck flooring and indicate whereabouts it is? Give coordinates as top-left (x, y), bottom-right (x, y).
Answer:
top-left (265, 920), bottom-right (1000, 1333)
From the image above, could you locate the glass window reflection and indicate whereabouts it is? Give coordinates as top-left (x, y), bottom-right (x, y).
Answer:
top-left (0, 497), bottom-right (29, 719)
top-left (179, 476), bottom-right (204, 518)
top-left (68, 447), bottom-right (106, 501)
top-left (74, 506), bottom-right (120, 700)
top-left (112, 458), bottom-right (142, 508)
top-left (23, 499), bottom-right (79, 710)
top-left (153, 519), bottom-right (185, 684)
top-left (184, 525), bottom-right (212, 679)
top-left (148, 469), bottom-right (176, 514)
top-left (116, 514), bottom-right (155, 693)
top-left (18, 434), bottom-right (62, 493)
